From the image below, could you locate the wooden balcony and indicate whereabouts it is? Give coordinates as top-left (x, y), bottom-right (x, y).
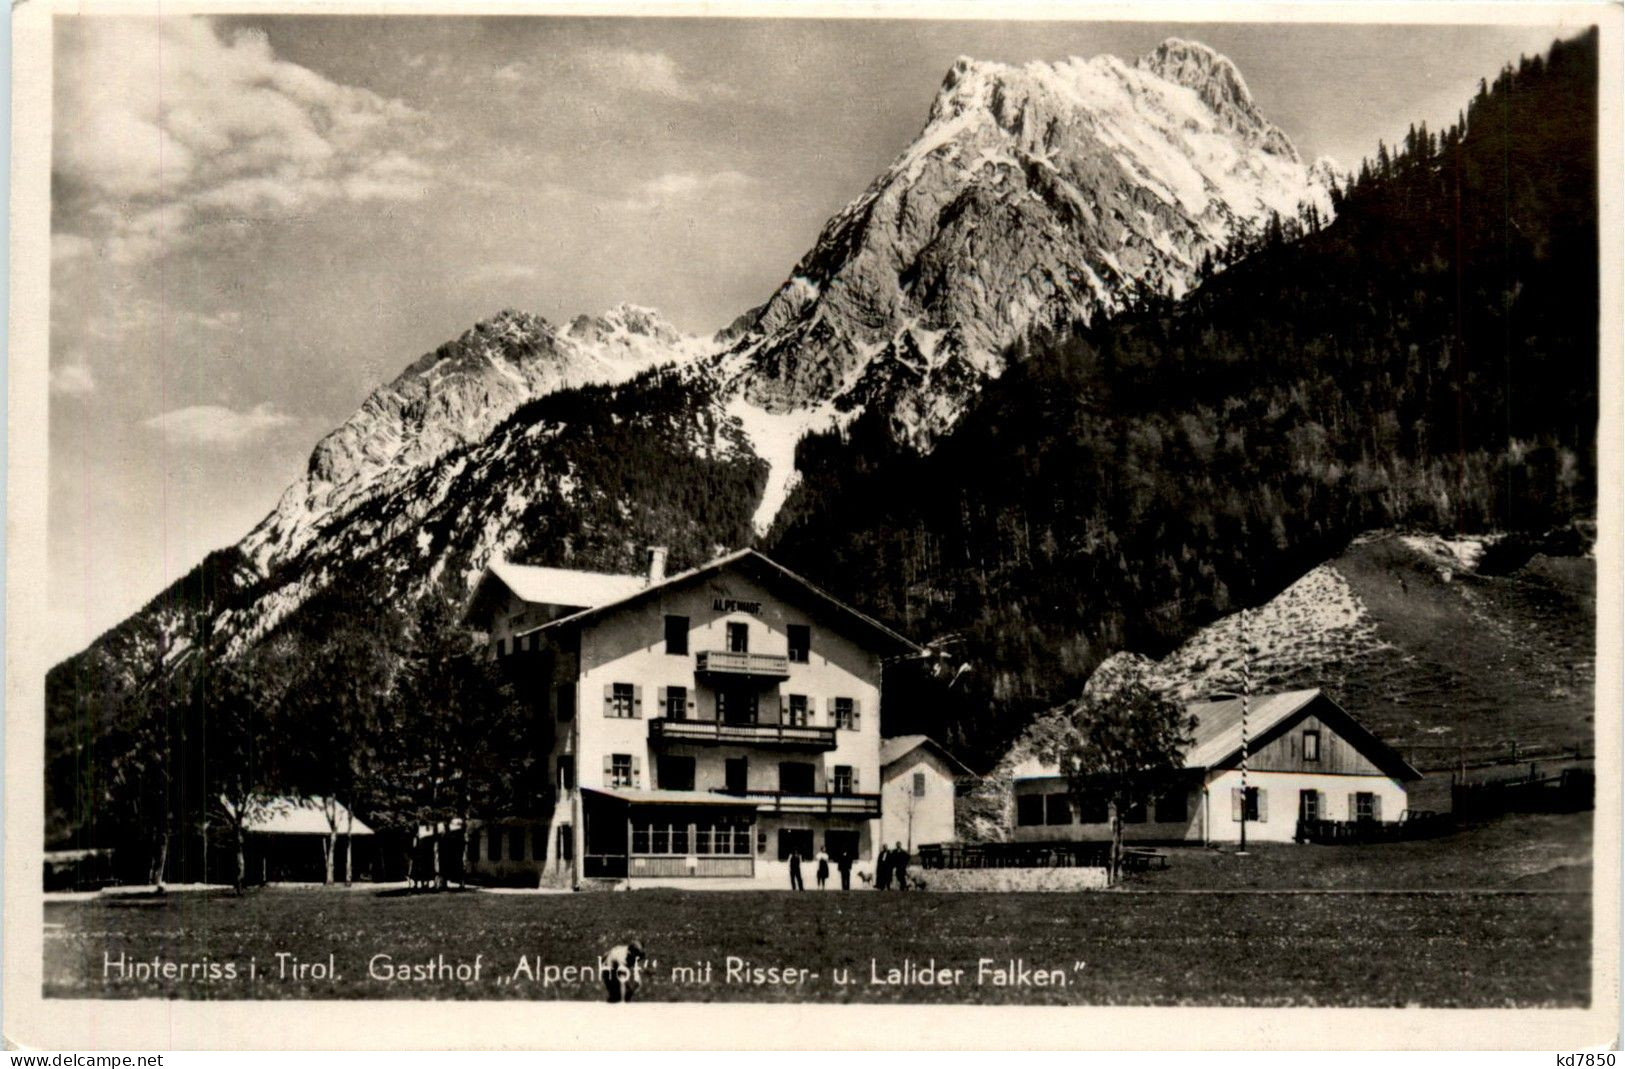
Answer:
top-left (695, 650), bottom-right (790, 679)
top-left (710, 789), bottom-right (881, 818)
top-left (649, 718), bottom-right (837, 751)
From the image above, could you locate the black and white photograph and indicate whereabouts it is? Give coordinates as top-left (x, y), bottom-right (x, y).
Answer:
top-left (4, 0), bottom-right (1619, 1050)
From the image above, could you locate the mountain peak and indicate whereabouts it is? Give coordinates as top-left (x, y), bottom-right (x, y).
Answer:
top-left (1136, 38), bottom-right (1254, 108)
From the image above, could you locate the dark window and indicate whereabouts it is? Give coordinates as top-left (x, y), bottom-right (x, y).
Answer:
top-left (724, 757), bottom-right (748, 793)
top-left (785, 694), bottom-right (808, 726)
top-left (556, 755), bottom-right (574, 793)
top-left (825, 829), bottom-right (859, 861)
top-left (777, 828), bottom-right (814, 861)
top-left (1299, 789), bottom-right (1321, 821)
top-left (557, 824), bottom-right (573, 862)
top-left (787, 624), bottom-right (810, 663)
top-left (1016, 794), bottom-right (1045, 826)
top-left (832, 765), bottom-right (854, 795)
top-left (834, 697), bottom-right (855, 730)
top-left (1123, 798), bottom-right (1148, 824)
top-left (718, 688), bottom-right (757, 725)
top-left (665, 686), bottom-right (687, 720)
top-left (1355, 792), bottom-right (1377, 822)
top-left (610, 683), bottom-right (635, 718)
top-left (912, 771), bottom-right (927, 798)
top-left (726, 622), bottom-right (749, 653)
top-left (778, 761), bottom-right (815, 794)
top-left (497, 638), bottom-right (507, 657)
top-left (1155, 791), bottom-right (1188, 824)
top-left (664, 615), bottom-right (689, 655)
top-left (1044, 793), bottom-right (1073, 825)
top-left (556, 683), bottom-right (575, 721)
top-left (1234, 786), bottom-right (1262, 822)
top-left (658, 755), bottom-right (696, 792)
top-left (1302, 730), bottom-right (1321, 762)
top-left (533, 827), bottom-right (547, 863)
top-left (489, 828), bottom-right (503, 862)
top-left (1078, 793), bottom-right (1109, 824)
top-left (472, 828), bottom-right (483, 862)
top-left (509, 827), bottom-right (526, 861)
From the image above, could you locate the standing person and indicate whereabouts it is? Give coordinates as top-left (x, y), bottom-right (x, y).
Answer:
top-left (788, 848), bottom-right (804, 891)
top-left (893, 841), bottom-right (912, 891)
top-left (876, 844), bottom-right (892, 891)
top-left (815, 846), bottom-right (830, 890)
top-left (837, 851), bottom-right (853, 891)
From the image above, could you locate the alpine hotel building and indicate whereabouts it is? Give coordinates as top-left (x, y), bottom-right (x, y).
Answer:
top-left (467, 548), bottom-right (920, 887)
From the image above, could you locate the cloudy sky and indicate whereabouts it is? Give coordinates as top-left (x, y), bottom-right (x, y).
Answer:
top-left (48, 14), bottom-right (1575, 664)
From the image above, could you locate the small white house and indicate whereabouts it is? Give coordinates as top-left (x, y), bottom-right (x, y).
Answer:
top-left (1009, 689), bottom-right (1422, 845)
top-left (880, 735), bottom-right (974, 851)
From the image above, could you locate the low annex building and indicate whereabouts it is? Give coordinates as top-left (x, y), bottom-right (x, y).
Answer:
top-left (466, 547), bottom-right (920, 887)
top-left (1009, 689), bottom-right (1422, 845)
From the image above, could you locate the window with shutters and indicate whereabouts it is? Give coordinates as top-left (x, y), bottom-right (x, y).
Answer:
top-left (609, 754), bottom-right (635, 788)
top-left (1044, 793), bottom-right (1073, 825)
top-left (912, 771), bottom-right (927, 798)
top-left (1302, 730), bottom-right (1321, 762)
top-left (608, 682), bottom-right (636, 718)
top-left (1016, 794), bottom-right (1044, 826)
top-left (726, 622), bottom-right (749, 653)
top-left (1155, 791), bottom-right (1188, 824)
top-left (834, 697), bottom-right (856, 730)
top-left (664, 685), bottom-right (687, 720)
top-left (833, 765), bottom-right (854, 795)
top-left (509, 827), bottom-right (526, 861)
top-left (664, 614), bottom-right (689, 655)
top-left (1299, 789), bottom-right (1321, 821)
top-left (1354, 791), bottom-right (1377, 821)
top-left (1232, 786), bottom-right (1263, 822)
top-left (785, 694), bottom-right (808, 726)
top-left (787, 624), bottom-right (811, 663)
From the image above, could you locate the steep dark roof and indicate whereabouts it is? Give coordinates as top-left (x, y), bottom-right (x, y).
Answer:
top-left (881, 734), bottom-right (976, 777)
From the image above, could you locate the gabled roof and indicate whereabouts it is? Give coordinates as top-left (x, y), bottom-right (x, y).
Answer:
top-left (480, 558), bottom-right (648, 612)
top-left (222, 796), bottom-right (375, 837)
top-left (881, 734), bottom-right (976, 777)
top-left (517, 548), bottom-right (920, 656)
top-left (1183, 688), bottom-right (1421, 781)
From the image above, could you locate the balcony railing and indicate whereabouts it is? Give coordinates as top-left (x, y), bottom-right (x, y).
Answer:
top-left (650, 718), bottom-right (837, 751)
top-left (695, 650), bottom-right (790, 679)
top-left (710, 789), bottom-right (881, 817)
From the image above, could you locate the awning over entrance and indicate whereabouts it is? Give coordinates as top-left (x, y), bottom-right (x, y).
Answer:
top-left (582, 787), bottom-right (762, 808)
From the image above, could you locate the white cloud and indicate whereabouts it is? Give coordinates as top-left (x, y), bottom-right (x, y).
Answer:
top-left (53, 18), bottom-right (431, 264)
top-left (577, 47), bottom-right (735, 103)
top-left (50, 364), bottom-right (97, 397)
top-left (621, 170), bottom-right (756, 210)
top-left (142, 402), bottom-right (297, 448)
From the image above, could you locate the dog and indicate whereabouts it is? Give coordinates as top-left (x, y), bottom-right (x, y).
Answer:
top-left (857, 870), bottom-right (874, 887)
top-left (602, 940), bottom-right (647, 1003)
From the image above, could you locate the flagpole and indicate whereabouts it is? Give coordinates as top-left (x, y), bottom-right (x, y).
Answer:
top-left (1238, 609), bottom-right (1250, 856)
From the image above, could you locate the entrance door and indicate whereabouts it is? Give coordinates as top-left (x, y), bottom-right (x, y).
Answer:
top-left (777, 828), bottom-right (814, 861)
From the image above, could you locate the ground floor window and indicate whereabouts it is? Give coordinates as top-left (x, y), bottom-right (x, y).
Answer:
top-left (631, 818), bottom-right (749, 856)
top-left (825, 829), bottom-right (860, 861)
top-left (509, 827), bottom-right (526, 861)
top-left (1122, 798), bottom-right (1148, 824)
top-left (1299, 789), bottom-right (1321, 821)
top-left (1155, 791), bottom-right (1188, 824)
top-left (1232, 786), bottom-right (1266, 822)
top-left (1078, 793), bottom-right (1109, 825)
top-left (777, 828), bottom-right (815, 860)
top-left (693, 822), bottom-right (753, 856)
top-left (489, 828), bottom-right (503, 861)
top-left (1044, 793), bottom-right (1073, 825)
top-left (1353, 791), bottom-right (1380, 822)
top-left (1016, 794), bottom-right (1044, 826)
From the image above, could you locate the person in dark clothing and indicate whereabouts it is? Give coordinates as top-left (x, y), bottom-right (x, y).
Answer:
top-left (892, 842), bottom-right (911, 891)
top-left (837, 852), bottom-right (853, 890)
top-left (788, 849), bottom-right (804, 891)
top-left (815, 847), bottom-right (830, 890)
top-left (602, 941), bottom-right (646, 1003)
top-left (876, 845), bottom-right (892, 890)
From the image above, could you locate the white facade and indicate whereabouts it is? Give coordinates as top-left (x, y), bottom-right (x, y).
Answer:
top-left (469, 550), bottom-right (916, 888)
top-left (880, 741), bottom-right (967, 851)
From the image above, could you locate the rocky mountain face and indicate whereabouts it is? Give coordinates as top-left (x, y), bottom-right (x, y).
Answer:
top-left (242, 304), bottom-right (711, 574)
top-left (716, 38), bottom-right (1333, 462)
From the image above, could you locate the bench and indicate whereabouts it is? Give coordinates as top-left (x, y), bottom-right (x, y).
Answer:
top-left (1120, 848), bottom-right (1170, 872)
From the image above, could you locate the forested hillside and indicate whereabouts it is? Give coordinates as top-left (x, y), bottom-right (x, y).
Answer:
top-left (767, 30), bottom-right (1599, 765)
